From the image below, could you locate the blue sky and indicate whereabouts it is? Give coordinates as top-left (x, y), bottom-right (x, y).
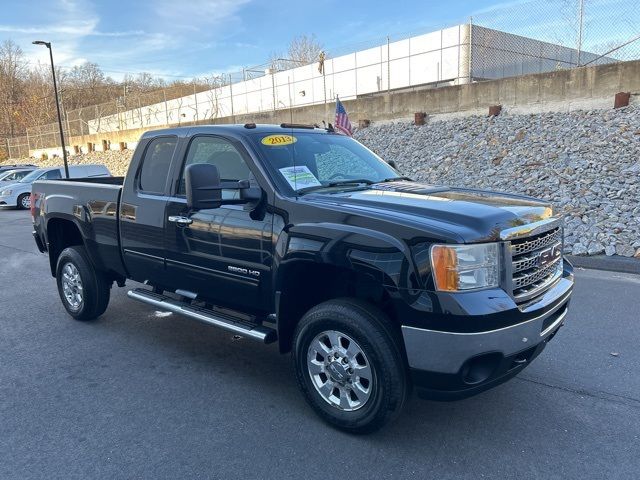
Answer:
top-left (0, 0), bottom-right (505, 79)
top-left (0, 0), bottom-right (636, 80)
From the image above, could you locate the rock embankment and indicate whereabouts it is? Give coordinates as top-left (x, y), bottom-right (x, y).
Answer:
top-left (4, 105), bottom-right (639, 257)
top-left (355, 106), bottom-right (640, 258)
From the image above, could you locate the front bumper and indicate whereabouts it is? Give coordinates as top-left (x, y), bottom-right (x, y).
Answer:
top-left (401, 268), bottom-right (573, 400)
top-left (0, 193), bottom-right (18, 206)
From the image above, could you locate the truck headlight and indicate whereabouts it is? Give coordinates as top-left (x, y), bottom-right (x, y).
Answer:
top-left (430, 243), bottom-right (500, 292)
top-left (0, 189), bottom-right (11, 196)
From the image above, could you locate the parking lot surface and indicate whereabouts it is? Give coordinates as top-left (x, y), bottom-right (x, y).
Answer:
top-left (1, 208), bottom-right (639, 479)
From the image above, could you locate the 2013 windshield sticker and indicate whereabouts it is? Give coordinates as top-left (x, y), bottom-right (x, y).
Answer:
top-left (279, 166), bottom-right (321, 190)
top-left (261, 134), bottom-right (297, 146)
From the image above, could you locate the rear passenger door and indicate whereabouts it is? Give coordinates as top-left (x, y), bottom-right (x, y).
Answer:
top-left (119, 136), bottom-right (178, 285)
top-left (163, 135), bottom-right (274, 314)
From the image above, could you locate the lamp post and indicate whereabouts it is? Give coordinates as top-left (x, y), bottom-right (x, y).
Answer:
top-left (32, 40), bottom-right (69, 178)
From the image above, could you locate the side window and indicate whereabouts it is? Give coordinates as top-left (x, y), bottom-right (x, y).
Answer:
top-left (43, 169), bottom-right (62, 180)
top-left (177, 136), bottom-right (251, 198)
top-left (139, 137), bottom-right (177, 194)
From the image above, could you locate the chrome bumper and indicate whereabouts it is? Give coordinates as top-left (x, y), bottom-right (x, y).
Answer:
top-left (401, 281), bottom-right (571, 375)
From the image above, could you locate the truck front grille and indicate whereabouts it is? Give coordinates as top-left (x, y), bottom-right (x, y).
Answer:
top-left (510, 227), bottom-right (563, 302)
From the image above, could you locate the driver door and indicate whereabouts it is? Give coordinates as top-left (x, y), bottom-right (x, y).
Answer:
top-left (164, 135), bottom-right (274, 314)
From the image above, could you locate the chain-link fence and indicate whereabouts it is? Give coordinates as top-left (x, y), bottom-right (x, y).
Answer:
top-left (471, 0), bottom-right (640, 73)
top-left (7, 83), bottom-right (209, 158)
top-left (7, 0), bottom-right (639, 159)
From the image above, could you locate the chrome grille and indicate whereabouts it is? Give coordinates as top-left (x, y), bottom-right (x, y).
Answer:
top-left (510, 226), bottom-right (563, 301)
top-left (511, 228), bottom-right (562, 256)
top-left (513, 256), bottom-right (562, 290)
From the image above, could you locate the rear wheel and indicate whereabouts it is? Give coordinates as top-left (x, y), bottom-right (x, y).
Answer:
top-left (56, 246), bottom-right (111, 321)
top-left (292, 298), bottom-right (408, 433)
top-left (17, 193), bottom-right (30, 210)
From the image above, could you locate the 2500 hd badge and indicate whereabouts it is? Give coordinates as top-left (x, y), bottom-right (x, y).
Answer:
top-left (228, 265), bottom-right (261, 277)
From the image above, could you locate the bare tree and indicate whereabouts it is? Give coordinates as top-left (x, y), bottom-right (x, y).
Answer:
top-left (0, 36), bottom-right (252, 159)
top-left (0, 40), bottom-right (27, 138)
top-left (202, 74), bottom-right (228, 120)
top-left (20, 65), bottom-right (57, 131)
top-left (288, 34), bottom-right (324, 63)
top-left (269, 34), bottom-right (325, 71)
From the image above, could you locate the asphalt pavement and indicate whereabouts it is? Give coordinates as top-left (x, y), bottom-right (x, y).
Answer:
top-left (1, 207), bottom-right (639, 480)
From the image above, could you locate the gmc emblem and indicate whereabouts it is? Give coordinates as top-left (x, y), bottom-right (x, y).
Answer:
top-left (538, 244), bottom-right (561, 267)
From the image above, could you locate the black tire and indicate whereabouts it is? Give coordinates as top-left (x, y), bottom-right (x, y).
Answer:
top-left (17, 193), bottom-right (30, 210)
top-left (292, 298), bottom-right (408, 434)
top-left (56, 246), bottom-right (111, 321)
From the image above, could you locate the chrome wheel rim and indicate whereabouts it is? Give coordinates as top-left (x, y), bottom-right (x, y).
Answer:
top-left (21, 195), bottom-right (30, 208)
top-left (61, 262), bottom-right (83, 311)
top-left (307, 330), bottom-right (373, 412)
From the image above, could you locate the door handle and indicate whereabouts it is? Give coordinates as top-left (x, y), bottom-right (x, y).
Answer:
top-left (168, 215), bottom-right (193, 226)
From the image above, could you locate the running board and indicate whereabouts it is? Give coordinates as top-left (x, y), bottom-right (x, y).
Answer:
top-left (127, 288), bottom-right (277, 344)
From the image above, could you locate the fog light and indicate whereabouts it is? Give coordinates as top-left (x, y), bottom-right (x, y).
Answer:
top-left (460, 353), bottom-right (502, 385)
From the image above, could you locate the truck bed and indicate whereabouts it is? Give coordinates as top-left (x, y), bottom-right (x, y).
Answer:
top-left (32, 178), bottom-right (127, 278)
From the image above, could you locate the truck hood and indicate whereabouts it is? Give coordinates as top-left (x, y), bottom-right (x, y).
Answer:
top-left (304, 181), bottom-right (554, 242)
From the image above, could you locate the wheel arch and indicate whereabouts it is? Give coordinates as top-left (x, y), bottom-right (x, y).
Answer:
top-left (273, 222), bottom-right (420, 354)
top-left (274, 260), bottom-right (402, 354)
top-left (46, 216), bottom-right (85, 276)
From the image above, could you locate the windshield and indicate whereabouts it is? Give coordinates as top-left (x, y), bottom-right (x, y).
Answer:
top-left (249, 132), bottom-right (399, 194)
top-left (19, 169), bottom-right (45, 183)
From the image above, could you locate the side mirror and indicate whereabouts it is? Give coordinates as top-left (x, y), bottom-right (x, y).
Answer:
top-left (387, 159), bottom-right (398, 170)
top-left (185, 163), bottom-right (222, 210)
top-left (185, 163), bottom-right (263, 210)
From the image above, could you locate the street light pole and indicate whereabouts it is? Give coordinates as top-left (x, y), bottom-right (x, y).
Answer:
top-left (33, 41), bottom-right (69, 178)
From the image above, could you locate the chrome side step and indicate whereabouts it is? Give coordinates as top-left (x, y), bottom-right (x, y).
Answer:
top-left (127, 288), bottom-right (277, 344)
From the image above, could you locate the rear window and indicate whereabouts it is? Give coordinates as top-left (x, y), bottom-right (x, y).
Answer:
top-left (138, 137), bottom-right (177, 194)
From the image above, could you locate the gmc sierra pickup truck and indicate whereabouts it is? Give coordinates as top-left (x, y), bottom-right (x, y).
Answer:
top-left (32, 124), bottom-right (573, 433)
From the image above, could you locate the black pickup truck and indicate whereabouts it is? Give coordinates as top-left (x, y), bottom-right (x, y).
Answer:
top-left (32, 124), bottom-right (573, 432)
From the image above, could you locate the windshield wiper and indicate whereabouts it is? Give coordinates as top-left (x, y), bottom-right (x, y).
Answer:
top-left (380, 176), bottom-right (413, 183)
top-left (327, 179), bottom-right (375, 187)
top-left (297, 179), bottom-right (374, 195)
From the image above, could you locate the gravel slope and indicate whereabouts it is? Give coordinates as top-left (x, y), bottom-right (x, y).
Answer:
top-left (4, 106), bottom-right (639, 257)
top-left (355, 106), bottom-right (640, 257)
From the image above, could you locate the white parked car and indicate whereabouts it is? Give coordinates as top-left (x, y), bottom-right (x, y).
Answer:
top-left (0, 164), bottom-right (110, 209)
top-left (0, 168), bottom-right (37, 187)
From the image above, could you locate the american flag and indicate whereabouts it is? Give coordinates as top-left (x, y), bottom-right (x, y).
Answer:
top-left (334, 96), bottom-right (353, 136)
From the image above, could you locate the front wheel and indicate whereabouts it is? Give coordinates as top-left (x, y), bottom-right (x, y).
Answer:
top-left (17, 193), bottom-right (30, 210)
top-left (56, 246), bottom-right (111, 321)
top-left (292, 298), bottom-right (408, 433)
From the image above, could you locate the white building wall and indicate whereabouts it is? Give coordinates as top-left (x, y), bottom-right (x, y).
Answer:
top-left (88, 24), bottom-right (600, 134)
top-left (88, 24), bottom-right (471, 134)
